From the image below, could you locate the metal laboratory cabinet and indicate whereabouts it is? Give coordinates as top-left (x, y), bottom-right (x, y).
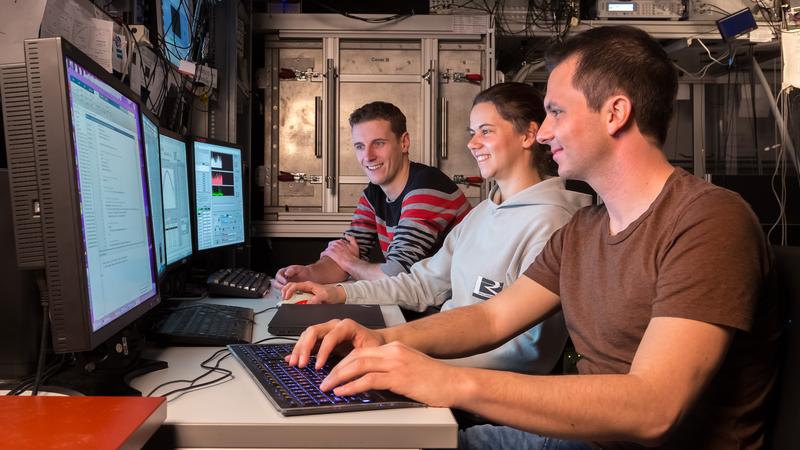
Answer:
top-left (254, 14), bottom-right (496, 237)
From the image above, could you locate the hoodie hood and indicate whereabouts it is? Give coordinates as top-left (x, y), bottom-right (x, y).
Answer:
top-left (487, 176), bottom-right (592, 213)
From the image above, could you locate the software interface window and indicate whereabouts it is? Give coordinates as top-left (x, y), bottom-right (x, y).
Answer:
top-left (159, 134), bottom-right (193, 264)
top-left (193, 141), bottom-right (245, 250)
top-left (66, 58), bottom-right (157, 332)
top-left (142, 115), bottom-right (167, 276)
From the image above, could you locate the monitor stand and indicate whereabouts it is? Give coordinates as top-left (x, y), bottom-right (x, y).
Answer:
top-left (47, 326), bottom-right (167, 396)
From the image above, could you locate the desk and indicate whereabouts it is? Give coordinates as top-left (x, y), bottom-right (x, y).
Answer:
top-left (0, 395), bottom-right (166, 450)
top-left (130, 291), bottom-right (458, 449)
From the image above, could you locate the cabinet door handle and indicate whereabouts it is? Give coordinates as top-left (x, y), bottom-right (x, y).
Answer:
top-left (439, 97), bottom-right (448, 160)
top-left (325, 58), bottom-right (337, 190)
top-left (314, 96), bottom-right (322, 158)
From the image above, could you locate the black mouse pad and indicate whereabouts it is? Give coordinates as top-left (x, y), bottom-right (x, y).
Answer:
top-left (267, 304), bottom-right (386, 336)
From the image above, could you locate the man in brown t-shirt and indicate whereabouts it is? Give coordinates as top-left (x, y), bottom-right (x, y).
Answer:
top-left (283, 26), bottom-right (780, 449)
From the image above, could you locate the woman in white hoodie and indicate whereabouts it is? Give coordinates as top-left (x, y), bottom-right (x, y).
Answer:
top-left (282, 83), bottom-right (592, 373)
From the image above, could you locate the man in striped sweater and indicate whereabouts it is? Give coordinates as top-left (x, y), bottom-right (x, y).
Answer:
top-left (273, 101), bottom-right (471, 289)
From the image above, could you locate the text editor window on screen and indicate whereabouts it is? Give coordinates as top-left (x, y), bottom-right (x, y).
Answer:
top-left (66, 58), bottom-right (156, 332)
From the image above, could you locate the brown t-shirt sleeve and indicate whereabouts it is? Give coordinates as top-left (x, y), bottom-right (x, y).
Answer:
top-left (652, 189), bottom-right (767, 332)
top-left (524, 219), bottom-right (569, 296)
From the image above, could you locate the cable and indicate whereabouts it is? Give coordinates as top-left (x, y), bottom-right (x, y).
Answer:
top-left (309, 0), bottom-right (413, 24)
top-left (5, 355), bottom-right (67, 396)
top-left (31, 272), bottom-right (50, 396)
top-left (255, 306), bottom-right (279, 316)
top-left (147, 337), bottom-right (297, 398)
top-left (147, 347), bottom-right (229, 396)
top-left (695, 38), bottom-right (726, 65)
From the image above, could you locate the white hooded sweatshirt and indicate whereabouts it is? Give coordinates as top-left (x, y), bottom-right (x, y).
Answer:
top-left (343, 177), bottom-right (592, 373)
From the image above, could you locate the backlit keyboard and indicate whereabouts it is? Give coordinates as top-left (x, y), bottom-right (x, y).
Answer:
top-left (228, 343), bottom-right (424, 416)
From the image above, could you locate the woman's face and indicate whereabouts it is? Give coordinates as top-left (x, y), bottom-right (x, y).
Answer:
top-left (467, 102), bottom-right (537, 181)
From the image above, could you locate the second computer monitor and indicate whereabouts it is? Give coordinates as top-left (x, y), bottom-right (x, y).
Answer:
top-left (141, 110), bottom-right (167, 277)
top-left (159, 131), bottom-right (194, 265)
top-left (191, 139), bottom-right (245, 251)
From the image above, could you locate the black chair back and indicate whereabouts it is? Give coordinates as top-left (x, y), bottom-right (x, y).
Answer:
top-left (769, 245), bottom-right (800, 450)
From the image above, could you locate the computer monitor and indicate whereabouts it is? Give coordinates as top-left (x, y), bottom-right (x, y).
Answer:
top-left (156, 0), bottom-right (194, 66)
top-left (190, 139), bottom-right (245, 251)
top-left (0, 37), bottom-right (160, 354)
top-left (159, 129), bottom-right (194, 265)
top-left (141, 109), bottom-right (167, 277)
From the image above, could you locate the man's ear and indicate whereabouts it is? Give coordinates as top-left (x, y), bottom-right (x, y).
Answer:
top-left (400, 131), bottom-right (410, 154)
top-left (605, 95), bottom-right (633, 137)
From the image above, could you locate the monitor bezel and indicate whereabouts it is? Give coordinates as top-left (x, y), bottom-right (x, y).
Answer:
top-left (158, 127), bottom-right (195, 271)
top-left (48, 37), bottom-right (160, 352)
top-left (188, 137), bottom-right (247, 254)
top-left (139, 107), bottom-right (168, 280)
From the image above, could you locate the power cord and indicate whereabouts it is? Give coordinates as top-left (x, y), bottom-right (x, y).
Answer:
top-left (32, 271), bottom-right (50, 396)
top-left (146, 336), bottom-right (297, 398)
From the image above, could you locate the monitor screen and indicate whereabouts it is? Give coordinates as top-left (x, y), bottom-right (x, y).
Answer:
top-left (65, 57), bottom-right (157, 332)
top-left (141, 112), bottom-right (167, 277)
top-left (160, 0), bottom-right (193, 66)
top-left (192, 140), bottom-right (245, 251)
top-left (159, 132), bottom-right (193, 264)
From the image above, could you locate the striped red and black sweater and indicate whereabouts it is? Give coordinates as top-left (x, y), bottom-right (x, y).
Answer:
top-left (345, 161), bottom-right (471, 276)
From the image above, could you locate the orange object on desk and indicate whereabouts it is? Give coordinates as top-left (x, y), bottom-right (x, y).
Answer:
top-left (0, 396), bottom-right (166, 450)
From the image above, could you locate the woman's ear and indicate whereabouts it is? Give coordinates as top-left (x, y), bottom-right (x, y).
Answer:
top-left (522, 121), bottom-right (539, 149)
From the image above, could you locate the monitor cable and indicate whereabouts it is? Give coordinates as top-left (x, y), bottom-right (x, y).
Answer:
top-left (146, 336), bottom-right (296, 399)
top-left (32, 271), bottom-right (50, 396)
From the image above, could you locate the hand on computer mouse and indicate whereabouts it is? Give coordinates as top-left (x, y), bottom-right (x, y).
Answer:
top-left (281, 290), bottom-right (314, 305)
top-left (281, 281), bottom-right (345, 305)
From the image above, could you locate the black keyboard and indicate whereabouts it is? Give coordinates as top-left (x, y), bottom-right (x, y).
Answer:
top-left (152, 303), bottom-right (254, 346)
top-left (207, 268), bottom-right (270, 298)
top-left (228, 343), bottom-right (424, 416)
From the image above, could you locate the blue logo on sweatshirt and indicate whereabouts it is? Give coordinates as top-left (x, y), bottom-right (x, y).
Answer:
top-left (472, 276), bottom-right (504, 300)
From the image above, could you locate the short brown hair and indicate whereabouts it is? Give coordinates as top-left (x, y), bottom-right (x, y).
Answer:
top-left (348, 101), bottom-right (407, 138)
top-left (545, 25), bottom-right (678, 146)
top-left (472, 82), bottom-right (556, 177)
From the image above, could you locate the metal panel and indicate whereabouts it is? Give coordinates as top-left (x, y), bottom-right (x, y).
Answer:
top-left (338, 183), bottom-right (368, 210)
top-left (338, 82), bottom-right (424, 177)
top-left (340, 49), bottom-right (421, 75)
top-left (277, 48), bottom-right (323, 209)
top-left (256, 13), bottom-right (490, 38)
top-left (438, 49), bottom-right (483, 183)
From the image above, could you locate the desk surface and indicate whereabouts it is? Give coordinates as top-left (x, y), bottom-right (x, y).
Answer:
top-left (130, 290), bottom-right (457, 449)
top-left (0, 396), bottom-right (166, 450)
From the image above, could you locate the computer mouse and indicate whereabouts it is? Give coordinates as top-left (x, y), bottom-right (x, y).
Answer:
top-left (281, 290), bottom-right (314, 305)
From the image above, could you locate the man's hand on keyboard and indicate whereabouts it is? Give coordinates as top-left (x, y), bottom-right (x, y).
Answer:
top-left (320, 342), bottom-right (458, 408)
top-left (286, 318), bottom-right (385, 370)
top-left (281, 281), bottom-right (344, 304)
